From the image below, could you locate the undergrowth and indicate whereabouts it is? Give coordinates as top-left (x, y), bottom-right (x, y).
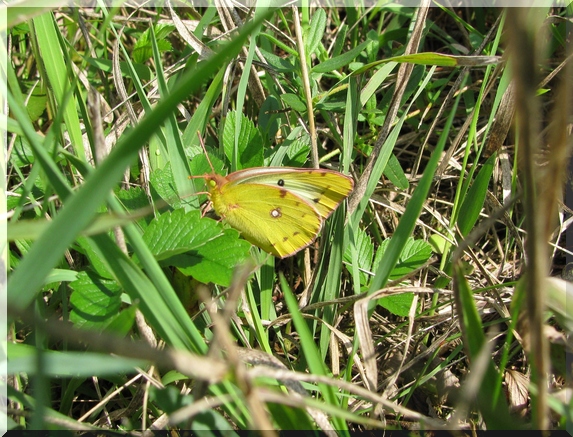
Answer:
top-left (4, 4), bottom-right (572, 433)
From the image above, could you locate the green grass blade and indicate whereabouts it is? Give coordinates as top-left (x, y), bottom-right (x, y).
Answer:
top-left (32, 12), bottom-right (85, 161)
top-left (456, 154), bottom-right (495, 237)
top-left (150, 24), bottom-right (192, 206)
top-left (280, 273), bottom-right (348, 433)
top-left (367, 70), bottom-right (461, 295)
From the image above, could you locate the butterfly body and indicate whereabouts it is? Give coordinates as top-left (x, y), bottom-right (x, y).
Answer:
top-left (203, 167), bottom-right (354, 258)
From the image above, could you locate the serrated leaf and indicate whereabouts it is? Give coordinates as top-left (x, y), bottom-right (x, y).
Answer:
top-left (116, 186), bottom-right (152, 231)
top-left (372, 237), bottom-right (433, 317)
top-left (373, 237), bottom-right (432, 280)
top-left (222, 111), bottom-right (264, 170)
top-left (143, 209), bottom-right (222, 259)
top-left (378, 292), bottom-right (415, 317)
top-left (116, 186), bottom-right (150, 211)
top-left (171, 228), bottom-right (251, 286)
top-left (143, 209), bottom-right (251, 286)
top-left (383, 153), bottom-right (409, 190)
top-left (132, 24), bottom-right (175, 63)
top-left (284, 139), bottom-right (310, 167)
top-left (76, 237), bottom-right (113, 279)
top-left (344, 226), bottom-right (374, 286)
top-left (150, 163), bottom-right (182, 209)
top-left (69, 271), bottom-right (123, 329)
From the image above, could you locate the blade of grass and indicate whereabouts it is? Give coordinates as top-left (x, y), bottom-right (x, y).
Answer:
top-left (150, 24), bottom-right (193, 208)
top-left (32, 12), bottom-right (85, 161)
top-left (452, 262), bottom-right (518, 429)
top-left (315, 207), bottom-right (347, 361)
top-left (350, 66), bottom-right (436, 230)
top-left (366, 69), bottom-right (458, 296)
top-left (280, 273), bottom-right (348, 433)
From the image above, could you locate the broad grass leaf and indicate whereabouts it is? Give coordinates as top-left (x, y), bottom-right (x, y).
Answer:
top-left (457, 154), bottom-right (495, 237)
top-left (305, 9), bottom-right (326, 57)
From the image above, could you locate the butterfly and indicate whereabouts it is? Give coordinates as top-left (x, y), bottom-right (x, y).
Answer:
top-left (196, 166), bottom-right (354, 258)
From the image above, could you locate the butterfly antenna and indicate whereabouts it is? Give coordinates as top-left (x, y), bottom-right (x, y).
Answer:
top-left (188, 132), bottom-right (216, 181)
top-left (197, 131), bottom-right (216, 173)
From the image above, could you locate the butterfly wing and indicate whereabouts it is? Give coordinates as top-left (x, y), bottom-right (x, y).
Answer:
top-left (227, 168), bottom-right (354, 219)
top-left (208, 177), bottom-right (323, 258)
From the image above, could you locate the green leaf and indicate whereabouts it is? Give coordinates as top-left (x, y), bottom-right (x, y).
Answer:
top-left (280, 93), bottom-right (307, 112)
top-left (377, 292), bottom-right (415, 317)
top-left (143, 209), bottom-right (222, 260)
top-left (8, 15), bottom-right (265, 312)
top-left (8, 212), bottom-right (147, 242)
top-left (353, 52), bottom-right (501, 75)
top-left (86, 57), bottom-right (152, 81)
top-left (257, 47), bottom-right (296, 73)
top-left (380, 238), bottom-right (433, 279)
top-left (132, 24), bottom-right (175, 63)
top-left (45, 268), bottom-right (78, 284)
top-left (171, 230), bottom-right (251, 286)
top-left (9, 136), bottom-right (35, 167)
top-left (383, 153), bottom-right (409, 190)
top-left (191, 411), bottom-right (237, 433)
top-left (32, 12), bottom-right (85, 160)
top-left (312, 37), bottom-right (373, 73)
top-left (76, 237), bottom-right (113, 279)
top-left (453, 263), bottom-right (515, 428)
top-left (371, 237), bottom-right (432, 316)
top-left (343, 226), bottom-right (373, 288)
top-left (304, 8), bottom-right (326, 57)
top-left (457, 154), bottom-right (495, 237)
top-left (280, 274), bottom-right (347, 431)
top-left (222, 111), bottom-right (264, 170)
top-left (267, 402), bottom-right (314, 430)
top-left (69, 271), bottom-right (124, 330)
top-left (22, 79), bottom-right (47, 122)
top-left (142, 209), bottom-right (251, 286)
top-left (150, 163), bottom-right (182, 209)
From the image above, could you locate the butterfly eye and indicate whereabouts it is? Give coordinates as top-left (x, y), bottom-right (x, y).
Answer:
top-left (277, 179), bottom-right (285, 187)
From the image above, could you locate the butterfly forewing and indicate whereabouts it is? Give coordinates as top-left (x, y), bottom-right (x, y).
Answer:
top-left (227, 168), bottom-right (354, 219)
top-left (211, 181), bottom-right (323, 258)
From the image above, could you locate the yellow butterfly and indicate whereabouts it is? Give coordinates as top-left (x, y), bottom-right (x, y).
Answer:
top-left (197, 167), bottom-right (354, 258)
